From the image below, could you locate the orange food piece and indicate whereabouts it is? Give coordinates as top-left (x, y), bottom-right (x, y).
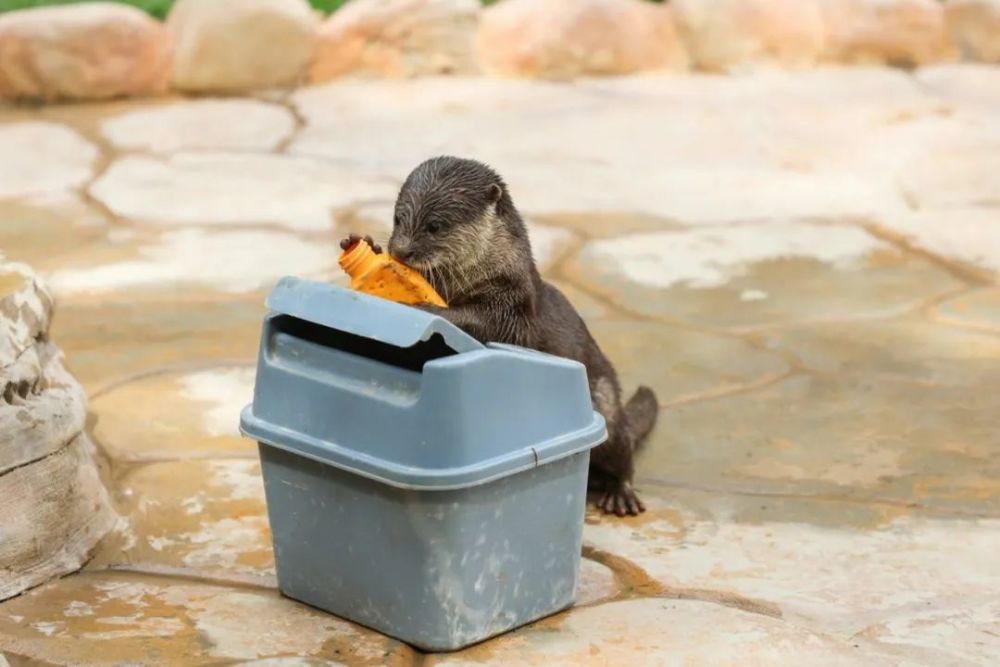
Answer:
top-left (338, 240), bottom-right (447, 307)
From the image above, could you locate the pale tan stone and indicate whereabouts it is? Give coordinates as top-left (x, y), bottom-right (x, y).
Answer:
top-left (477, 0), bottom-right (688, 79)
top-left (916, 63), bottom-right (1000, 106)
top-left (429, 598), bottom-right (892, 665)
top-left (0, 122), bottom-right (98, 199)
top-left (575, 559), bottom-right (620, 606)
top-left (0, 3), bottom-right (171, 101)
top-left (565, 220), bottom-right (963, 329)
top-left (89, 152), bottom-right (397, 231)
top-left (933, 288), bottom-right (1000, 332)
top-left (671, 0), bottom-right (825, 71)
top-left (100, 98), bottom-right (296, 152)
top-left (583, 491), bottom-right (1000, 663)
top-left (311, 0), bottom-right (480, 81)
top-left (167, 0), bottom-right (319, 92)
top-left (879, 209), bottom-right (1000, 278)
top-left (91, 366), bottom-right (256, 462)
top-left (946, 0), bottom-right (1000, 62)
top-left (52, 295), bottom-right (264, 395)
top-left (639, 374), bottom-right (1000, 513)
top-left (822, 0), bottom-right (955, 66)
top-left (588, 319), bottom-right (788, 406)
top-left (91, 459), bottom-right (273, 586)
top-left (0, 573), bottom-right (412, 664)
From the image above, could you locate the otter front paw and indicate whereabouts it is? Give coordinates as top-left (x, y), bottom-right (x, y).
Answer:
top-left (597, 480), bottom-right (645, 517)
top-left (339, 233), bottom-right (382, 254)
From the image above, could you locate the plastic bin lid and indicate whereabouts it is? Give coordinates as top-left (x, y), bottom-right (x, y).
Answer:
top-left (267, 276), bottom-right (483, 354)
top-left (242, 277), bottom-right (606, 490)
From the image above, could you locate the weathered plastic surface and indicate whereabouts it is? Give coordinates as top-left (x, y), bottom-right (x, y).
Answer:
top-left (240, 276), bottom-right (606, 650)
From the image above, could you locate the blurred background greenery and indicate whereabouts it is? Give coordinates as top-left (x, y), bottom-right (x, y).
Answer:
top-left (0, 0), bottom-right (349, 18)
top-left (0, 0), bottom-right (667, 19)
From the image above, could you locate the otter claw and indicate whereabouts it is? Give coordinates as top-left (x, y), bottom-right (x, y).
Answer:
top-left (596, 483), bottom-right (645, 517)
top-left (340, 233), bottom-right (382, 254)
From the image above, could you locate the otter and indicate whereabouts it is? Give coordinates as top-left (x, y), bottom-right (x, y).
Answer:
top-left (343, 156), bottom-right (658, 516)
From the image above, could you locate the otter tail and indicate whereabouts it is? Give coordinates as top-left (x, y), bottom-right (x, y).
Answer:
top-left (625, 385), bottom-right (659, 449)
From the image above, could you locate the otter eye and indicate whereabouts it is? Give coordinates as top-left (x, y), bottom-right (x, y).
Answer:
top-left (426, 221), bottom-right (441, 234)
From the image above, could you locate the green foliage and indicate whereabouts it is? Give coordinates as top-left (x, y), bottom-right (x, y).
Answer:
top-left (0, 0), bottom-right (174, 18)
top-left (0, 0), bottom-right (675, 18)
top-left (0, 0), bottom-right (351, 19)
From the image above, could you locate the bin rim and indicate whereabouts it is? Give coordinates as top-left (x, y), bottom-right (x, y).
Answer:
top-left (240, 404), bottom-right (606, 491)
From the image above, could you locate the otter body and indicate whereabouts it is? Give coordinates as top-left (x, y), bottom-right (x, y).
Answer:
top-left (377, 156), bottom-right (658, 515)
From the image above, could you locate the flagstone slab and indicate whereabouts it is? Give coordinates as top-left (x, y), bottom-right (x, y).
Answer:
top-left (91, 366), bottom-right (256, 461)
top-left (588, 319), bottom-right (788, 406)
top-left (46, 227), bottom-right (343, 299)
top-left (878, 207), bottom-right (1000, 277)
top-left (100, 98), bottom-right (297, 153)
top-left (581, 487), bottom-right (1000, 665)
top-left (91, 459), bottom-right (272, 585)
top-left (51, 296), bottom-right (264, 394)
top-left (90, 152), bottom-right (398, 231)
top-left (565, 220), bottom-right (964, 330)
top-left (0, 572), bottom-right (412, 665)
top-left (0, 122), bottom-right (98, 199)
top-left (638, 374), bottom-right (1000, 515)
top-left (932, 288), bottom-right (1000, 332)
top-left (0, 195), bottom-right (110, 270)
top-left (427, 597), bottom-right (893, 666)
top-left (763, 316), bottom-right (1000, 386)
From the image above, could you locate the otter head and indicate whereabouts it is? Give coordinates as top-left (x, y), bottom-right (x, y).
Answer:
top-left (388, 156), bottom-right (528, 297)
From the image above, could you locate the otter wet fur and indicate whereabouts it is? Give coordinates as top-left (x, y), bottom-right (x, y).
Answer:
top-left (343, 156), bottom-right (659, 516)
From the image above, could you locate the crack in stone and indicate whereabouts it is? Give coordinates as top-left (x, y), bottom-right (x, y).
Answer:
top-left (271, 96), bottom-right (308, 155)
top-left (582, 545), bottom-right (784, 621)
top-left (859, 220), bottom-right (996, 287)
top-left (91, 563), bottom-right (277, 593)
top-left (658, 369), bottom-right (798, 409)
top-left (88, 360), bottom-right (256, 401)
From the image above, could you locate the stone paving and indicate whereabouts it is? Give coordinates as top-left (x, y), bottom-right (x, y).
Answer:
top-left (1, 64), bottom-right (999, 664)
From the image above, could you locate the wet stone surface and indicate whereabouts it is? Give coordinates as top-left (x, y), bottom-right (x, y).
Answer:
top-left (90, 366), bottom-right (256, 461)
top-left (1, 67), bottom-right (998, 665)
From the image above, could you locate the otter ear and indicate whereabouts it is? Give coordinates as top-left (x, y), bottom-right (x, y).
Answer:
top-left (487, 183), bottom-right (503, 204)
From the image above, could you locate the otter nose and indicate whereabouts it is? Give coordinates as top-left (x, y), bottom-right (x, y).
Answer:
top-left (390, 239), bottom-right (413, 262)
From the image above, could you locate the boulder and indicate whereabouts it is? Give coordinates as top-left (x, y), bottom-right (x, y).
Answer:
top-left (946, 0), bottom-right (1000, 62)
top-left (0, 3), bottom-right (171, 102)
top-left (477, 0), bottom-right (688, 80)
top-left (0, 263), bottom-right (116, 601)
top-left (310, 0), bottom-right (480, 81)
top-left (167, 0), bottom-right (319, 92)
top-left (822, 0), bottom-right (955, 66)
top-left (670, 0), bottom-right (825, 71)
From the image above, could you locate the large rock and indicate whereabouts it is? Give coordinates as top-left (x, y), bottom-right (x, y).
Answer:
top-left (310, 0), bottom-right (480, 81)
top-left (822, 0), bottom-right (955, 66)
top-left (946, 0), bottom-right (1000, 62)
top-left (167, 0), bottom-right (319, 92)
top-left (477, 0), bottom-right (688, 79)
top-left (671, 0), bottom-right (825, 71)
top-left (0, 262), bottom-right (116, 601)
top-left (0, 3), bottom-right (171, 101)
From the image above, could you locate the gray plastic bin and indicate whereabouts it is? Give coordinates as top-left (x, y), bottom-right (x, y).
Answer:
top-left (239, 276), bottom-right (607, 651)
